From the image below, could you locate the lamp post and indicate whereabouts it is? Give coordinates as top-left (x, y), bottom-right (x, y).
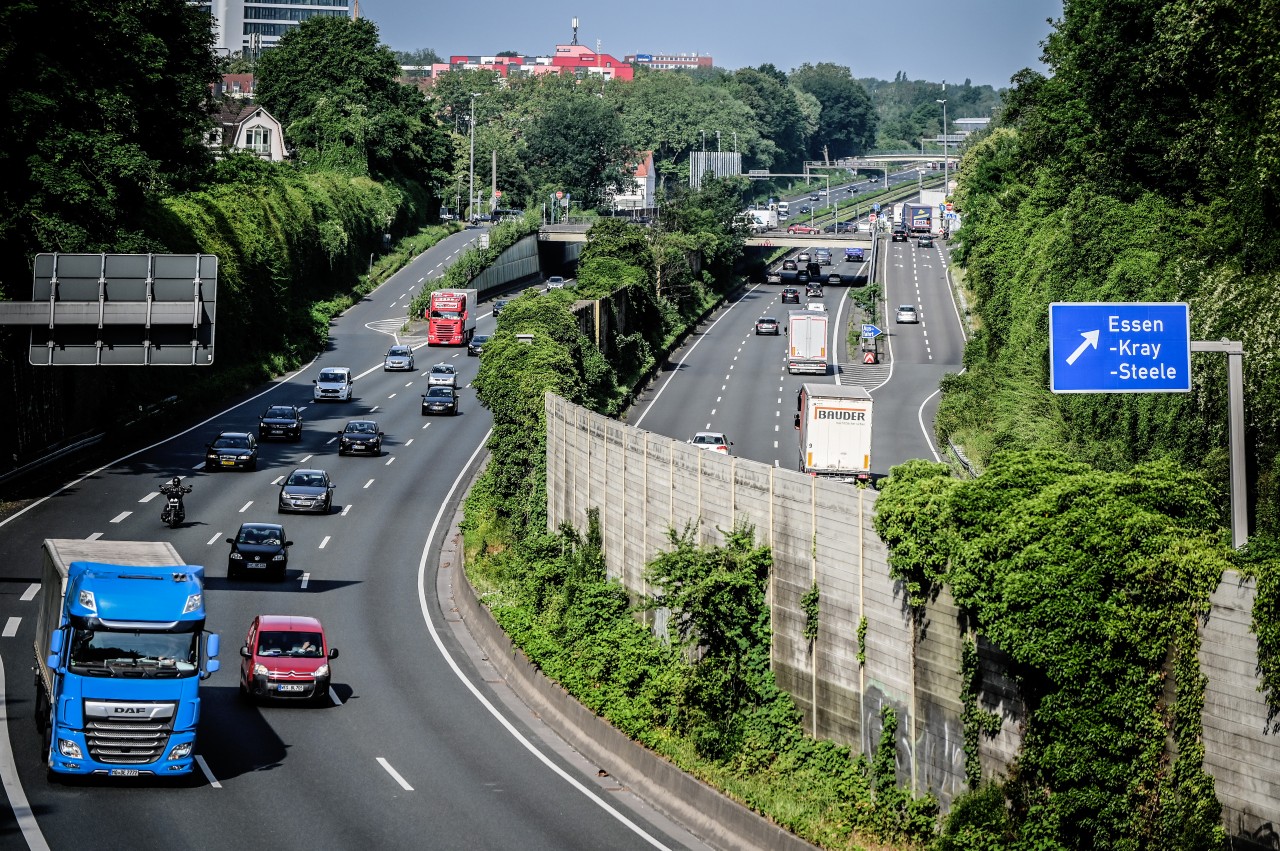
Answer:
top-left (700, 130), bottom-right (707, 151)
top-left (716, 130), bottom-right (721, 152)
top-left (468, 92), bottom-right (480, 223)
top-left (936, 98), bottom-right (948, 192)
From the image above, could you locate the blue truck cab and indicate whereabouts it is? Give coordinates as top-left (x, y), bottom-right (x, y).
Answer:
top-left (35, 540), bottom-right (220, 779)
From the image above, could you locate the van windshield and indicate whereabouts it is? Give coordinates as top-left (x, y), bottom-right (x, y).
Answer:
top-left (318, 371), bottom-right (346, 383)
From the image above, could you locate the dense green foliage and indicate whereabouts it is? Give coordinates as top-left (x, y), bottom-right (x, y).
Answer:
top-left (861, 75), bottom-right (1002, 152)
top-left (875, 452), bottom-right (1232, 847)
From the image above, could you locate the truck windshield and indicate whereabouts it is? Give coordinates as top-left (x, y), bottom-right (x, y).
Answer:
top-left (67, 629), bottom-right (199, 677)
top-left (430, 309), bottom-right (463, 320)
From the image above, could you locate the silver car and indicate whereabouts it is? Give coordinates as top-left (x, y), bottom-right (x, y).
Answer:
top-left (383, 345), bottom-right (414, 371)
top-left (278, 468), bottom-right (335, 515)
top-left (896, 304), bottom-right (919, 324)
top-left (427, 363), bottom-right (457, 388)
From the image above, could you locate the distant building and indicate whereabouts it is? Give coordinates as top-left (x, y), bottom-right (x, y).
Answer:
top-left (624, 52), bottom-right (713, 71)
top-left (214, 73), bottom-right (256, 99)
top-left (208, 101), bottom-right (287, 161)
top-left (609, 151), bottom-right (656, 211)
top-left (424, 44), bottom-right (633, 82)
top-left (193, 0), bottom-right (351, 55)
top-left (952, 117), bottom-right (991, 137)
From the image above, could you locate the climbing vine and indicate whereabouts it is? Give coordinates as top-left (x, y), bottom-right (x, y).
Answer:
top-left (856, 615), bottom-right (868, 665)
top-left (800, 583), bottom-right (820, 644)
top-left (959, 635), bottom-right (1001, 788)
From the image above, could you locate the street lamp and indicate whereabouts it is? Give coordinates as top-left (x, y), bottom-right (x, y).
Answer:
top-left (936, 98), bottom-right (948, 191)
top-left (468, 92), bottom-right (480, 223)
top-left (700, 130), bottom-right (707, 151)
top-left (716, 130), bottom-right (721, 152)
top-left (732, 131), bottom-right (738, 155)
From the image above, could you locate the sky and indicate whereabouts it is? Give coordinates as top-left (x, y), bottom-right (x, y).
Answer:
top-left (360, 0), bottom-right (1063, 89)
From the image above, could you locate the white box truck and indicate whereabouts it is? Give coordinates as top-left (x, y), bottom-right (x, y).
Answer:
top-left (750, 209), bottom-right (778, 232)
top-left (794, 384), bottom-right (873, 480)
top-left (787, 310), bottom-right (828, 375)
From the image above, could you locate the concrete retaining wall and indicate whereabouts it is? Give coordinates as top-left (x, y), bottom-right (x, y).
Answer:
top-left (471, 233), bottom-right (542, 298)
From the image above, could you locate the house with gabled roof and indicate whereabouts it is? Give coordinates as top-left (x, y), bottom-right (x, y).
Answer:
top-left (609, 150), bottom-right (656, 211)
top-left (207, 100), bottom-right (287, 161)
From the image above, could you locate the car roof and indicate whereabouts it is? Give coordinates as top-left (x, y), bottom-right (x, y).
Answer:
top-left (388, 346), bottom-right (410, 353)
top-left (215, 431), bottom-right (252, 439)
top-left (431, 362), bottom-right (454, 370)
top-left (288, 467), bottom-right (327, 477)
top-left (343, 419), bottom-right (378, 428)
top-left (239, 522), bottom-right (284, 532)
top-left (693, 431), bottom-right (727, 441)
top-left (899, 304), bottom-right (917, 310)
top-left (256, 614), bottom-right (324, 632)
top-left (320, 366), bottom-right (350, 372)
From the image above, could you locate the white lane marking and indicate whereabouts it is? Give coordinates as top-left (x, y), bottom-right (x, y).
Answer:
top-left (389, 393), bottom-right (397, 399)
top-left (406, 382), bottom-right (414, 387)
top-left (0, 659), bottom-right (53, 850)
top-left (777, 398), bottom-right (781, 404)
top-left (109, 512), bottom-right (130, 524)
top-left (272, 475), bottom-right (285, 485)
top-left (328, 687), bottom-right (342, 706)
top-left (452, 353), bottom-right (461, 358)
top-left (191, 461), bottom-right (205, 469)
top-left (326, 437), bottom-right (337, 445)
top-left (385, 457), bottom-right (395, 466)
top-left (632, 284), bottom-right (762, 427)
top-left (239, 502), bottom-right (252, 513)
top-left (774, 460), bottom-right (780, 467)
top-left (301, 455), bottom-right (313, 463)
top-left (710, 409), bottom-right (716, 416)
top-left (774, 425), bottom-right (779, 432)
top-left (207, 532), bottom-right (222, 546)
top-left (341, 505), bottom-right (352, 516)
top-left (2, 619), bottom-right (19, 638)
top-left (774, 441), bottom-right (778, 448)
top-left (20, 584), bottom-right (38, 602)
top-left (87, 532), bottom-right (103, 541)
top-left (377, 757), bottom-right (415, 791)
top-left (721, 385), bottom-right (726, 391)
top-left (363, 479), bottom-right (374, 489)
top-left (196, 755), bottom-right (222, 789)
top-left (414, 431), bottom-right (670, 848)
top-left (370, 405), bottom-right (381, 413)
top-left (716, 397), bottom-right (721, 403)
top-left (139, 491), bottom-right (159, 503)
top-left (422, 423), bottom-right (431, 430)
top-left (301, 572), bottom-right (310, 589)
top-left (405, 439), bottom-right (414, 447)
top-left (319, 536), bottom-right (330, 549)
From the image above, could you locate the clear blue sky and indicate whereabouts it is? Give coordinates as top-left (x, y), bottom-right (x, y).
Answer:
top-left (361, 0), bottom-right (1062, 89)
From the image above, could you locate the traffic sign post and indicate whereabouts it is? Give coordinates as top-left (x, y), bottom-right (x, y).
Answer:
top-left (861, 323), bottom-right (882, 339)
top-left (1049, 302), bottom-right (1191, 393)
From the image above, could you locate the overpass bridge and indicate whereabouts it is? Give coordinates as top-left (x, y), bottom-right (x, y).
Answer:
top-left (538, 224), bottom-right (874, 251)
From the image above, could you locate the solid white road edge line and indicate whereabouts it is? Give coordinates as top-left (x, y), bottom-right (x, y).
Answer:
top-left (0, 659), bottom-right (52, 850)
top-left (416, 431), bottom-right (670, 850)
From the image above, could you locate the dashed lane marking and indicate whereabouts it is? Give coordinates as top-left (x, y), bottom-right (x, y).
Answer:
top-left (239, 502), bottom-right (253, 513)
top-left (2, 618), bottom-right (18, 638)
top-left (206, 533), bottom-right (222, 546)
top-left (20, 584), bottom-right (38, 602)
top-left (319, 536), bottom-right (330, 549)
top-left (139, 491), bottom-right (159, 503)
top-left (110, 512), bottom-right (130, 524)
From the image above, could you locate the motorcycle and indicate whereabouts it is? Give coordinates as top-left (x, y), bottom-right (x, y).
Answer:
top-left (159, 481), bottom-right (192, 529)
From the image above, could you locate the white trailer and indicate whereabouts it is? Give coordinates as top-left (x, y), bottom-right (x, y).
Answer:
top-left (794, 384), bottom-right (873, 479)
top-left (750, 209), bottom-right (778, 231)
top-left (787, 310), bottom-right (828, 375)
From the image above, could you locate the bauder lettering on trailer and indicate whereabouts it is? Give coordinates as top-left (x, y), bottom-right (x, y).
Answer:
top-left (815, 407), bottom-right (868, 422)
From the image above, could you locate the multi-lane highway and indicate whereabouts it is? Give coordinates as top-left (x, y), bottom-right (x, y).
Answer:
top-left (632, 216), bottom-right (965, 475)
top-left (0, 229), bottom-right (709, 850)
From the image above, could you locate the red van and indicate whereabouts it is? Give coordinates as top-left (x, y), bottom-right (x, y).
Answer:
top-left (239, 615), bottom-right (338, 705)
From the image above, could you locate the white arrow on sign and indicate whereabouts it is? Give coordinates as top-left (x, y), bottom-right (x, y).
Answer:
top-left (1065, 329), bottom-right (1100, 366)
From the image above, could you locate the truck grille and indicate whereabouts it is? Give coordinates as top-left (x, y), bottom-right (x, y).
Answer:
top-left (83, 701), bottom-right (176, 764)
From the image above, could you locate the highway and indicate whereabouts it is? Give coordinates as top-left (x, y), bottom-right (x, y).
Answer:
top-left (632, 213), bottom-right (965, 476)
top-left (0, 229), bottom-right (708, 850)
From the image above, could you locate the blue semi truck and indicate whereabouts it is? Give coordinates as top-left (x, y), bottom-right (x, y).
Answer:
top-left (35, 539), bottom-right (220, 779)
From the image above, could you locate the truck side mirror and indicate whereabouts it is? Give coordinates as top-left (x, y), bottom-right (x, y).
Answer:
top-left (203, 660), bottom-right (220, 678)
top-left (49, 631), bottom-right (63, 655)
top-left (47, 654), bottom-right (60, 670)
top-left (207, 633), bottom-right (220, 658)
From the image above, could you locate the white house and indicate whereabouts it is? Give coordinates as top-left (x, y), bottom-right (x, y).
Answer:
top-left (610, 150), bottom-right (655, 211)
top-left (208, 101), bottom-right (287, 161)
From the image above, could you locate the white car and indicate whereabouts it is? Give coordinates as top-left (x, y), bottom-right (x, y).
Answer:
top-left (383, 345), bottom-right (414, 371)
top-left (427, 363), bottom-right (458, 388)
top-left (896, 305), bottom-right (919, 324)
top-left (546, 276), bottom-right (566, 290)
top-left (688, 432), bottom-right (732, 454)
top-left (796, 252), bottom-right (811, 263)
top-left (313, 367), bottom-right (353, 401)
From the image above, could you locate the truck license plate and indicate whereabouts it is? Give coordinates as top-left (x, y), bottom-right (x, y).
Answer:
top-left (277, 684), bottom-right (305, 692)
top-left (110, 768), bottom-right (141, 776)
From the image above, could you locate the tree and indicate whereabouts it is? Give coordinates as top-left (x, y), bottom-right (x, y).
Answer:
top-left (790, 63), bottom-right (877, 159)
top-left (391, 47), bottom-right (442, 67)
top-left (0, 0), bottom-right (221, 287)
top-left (524, 96), bottom-right (632, 207)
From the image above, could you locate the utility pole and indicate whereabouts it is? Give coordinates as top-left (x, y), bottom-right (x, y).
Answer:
top-left (468, 93), bottom-right (479, 223)
top-left (937, 83), bottom-right (948, 194)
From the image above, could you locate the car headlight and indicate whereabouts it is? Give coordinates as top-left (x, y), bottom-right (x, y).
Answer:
top-left (169, 742), bottom-right (193, 760)
top-left (314, 664), bottom-right (329, 678)
top-left (253, 664), bottom-right (268, 676)
top-left (59, 739), bottom-right (83, 759)
top-left (230, 552), bottom-right (243, 560)
top-left (238, 454), bottom-right (251, 460)
top-left (272, 553), bottom-right (286, 561)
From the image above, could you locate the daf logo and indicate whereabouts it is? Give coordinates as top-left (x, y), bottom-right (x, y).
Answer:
top-left (114, 707), bottom-right (147, 714)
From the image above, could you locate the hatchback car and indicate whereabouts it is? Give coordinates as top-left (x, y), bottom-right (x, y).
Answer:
top-left (313, 366), bottom-right (353, 402)
top-left (781, 288), bottom-right (800, 304)
top-left (383, 345), bottom-right (415, 371)
top-left (239, 615), bottom-right (337, 704)
top-left (337, 420), bottom-right (383, 456)
top-left (688, 432), bottom-right (733, 454)
top-left (896, 304), bottom-right (920, 324)
top-left (782, 259), bottom-right (798, 271)
top-left (891, 226), bottom-right (908, 243)
top-left (918, 234), bottom-right (934, 248)
top-left (798, 205), bottom-right (811, 215)
top-left (227, 523), bottom-right (292, 581)
top-left (826, 272), bottom-right (843, 285)
top-left (546, 276), bottom-right (566, 289)
top-left (467, 334), bottom-right (490, 357)
top-left (427, 363), bottom-right (457, 388)
top-left (806, 284), bottom-right (824, 298)
top-left (278, 468), bottom-right (334, 514)
top-left (788, 224), bottom-right (820, 235)
top-left (205, 432), bottom-right (258, 471)
top-left (421, 386), bottom-right (460, 416)
top-left (814, 249), bottom-right (832, 266)
top-left (796, 270), bottom-right (811, 285)
top-left (492, 298), bottom-right (509, 317)
top-left (796, 252), bottom-right (811, 263)
top-left (755, 317), bottom-right (780, 335)
top-left (259, 405), bottom-right (302, 441)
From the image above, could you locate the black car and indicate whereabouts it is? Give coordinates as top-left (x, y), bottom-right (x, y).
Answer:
top-left (892, 225), bottom-right (908, 242)
top-left (337, 420), bottom-right (383, 456)
top-left (796, 270), bottom-right (810, 285)
top-left (421, 386), bottom-right (460, 415)
top-left (918, 234), bottom-right (934, 248)
top-left (492, 299), bottom-right (509, 317)
top-left (781, 287), bottom-right (801, 304)
top-left (259, 405), bottom-right (302, 441)
top-left (206, 432), bottom-right (258, 471)
top-left (755, 317), bottom-right (780, 335)
top-left (823, 221), bottom-right (856, 234)
top-left (826, 272), bottom-right (843, 285)
top-left (799, 205), bottom-right (811, 214)
top-left (227, 522), bottom-right (292, 581)
top-left (468, 334), bottom-right (490, 357)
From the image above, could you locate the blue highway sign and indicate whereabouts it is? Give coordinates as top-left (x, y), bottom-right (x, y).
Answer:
top-left (1049, 302), bottom-right (1191, 393)
top-left (861, 324), bottom-right (882, 339)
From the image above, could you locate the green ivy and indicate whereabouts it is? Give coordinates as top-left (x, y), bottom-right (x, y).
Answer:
top-left (856, 615), bottom-right (868, 666)
top-left (959, 635), bottom-right (1000, 789)
top-left (800, 583), bottom-right (820, 645)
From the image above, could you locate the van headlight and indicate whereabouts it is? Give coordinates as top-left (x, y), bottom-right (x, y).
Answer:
top-left (314, 665), bottom-right (329, 678)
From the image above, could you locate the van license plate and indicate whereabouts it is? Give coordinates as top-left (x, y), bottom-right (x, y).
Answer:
top-left (277, 684), bottom-right (305, 692)
top-left (110, 769), bottom-right (141, 776)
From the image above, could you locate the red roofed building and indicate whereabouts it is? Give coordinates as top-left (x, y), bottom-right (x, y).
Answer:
top-left (609, 151), bottom-right (656, 211)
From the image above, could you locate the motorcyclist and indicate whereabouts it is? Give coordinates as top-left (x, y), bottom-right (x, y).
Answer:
top-left (159, 476), bottom-right (192, 522)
